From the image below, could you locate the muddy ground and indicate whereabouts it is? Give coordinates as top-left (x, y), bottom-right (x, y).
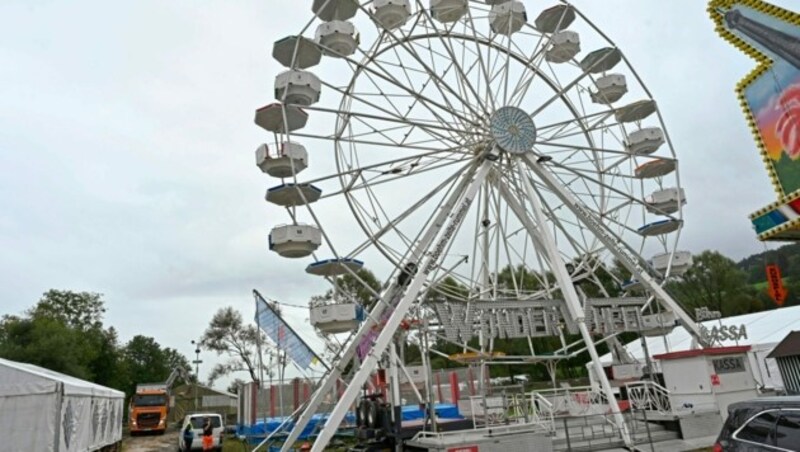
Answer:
top-left (122, 429), bottom-right (179, 452)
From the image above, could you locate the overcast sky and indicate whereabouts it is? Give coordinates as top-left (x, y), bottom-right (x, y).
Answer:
top-left (1, 0), bottom-right (793, 389)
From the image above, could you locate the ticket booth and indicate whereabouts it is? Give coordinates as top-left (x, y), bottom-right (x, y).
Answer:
top-left (654, 346), bottom-right (758, 438)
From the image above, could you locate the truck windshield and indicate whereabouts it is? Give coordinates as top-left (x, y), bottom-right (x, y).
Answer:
top-left (133, 395), bottom-right (167, 407)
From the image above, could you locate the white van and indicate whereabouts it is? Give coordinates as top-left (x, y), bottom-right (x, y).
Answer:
top-left (177, 413), bottom-right (224, 451)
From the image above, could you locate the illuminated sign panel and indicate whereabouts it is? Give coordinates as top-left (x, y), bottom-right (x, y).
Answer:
top-left (433, 298), bottom-right (651, 342)
top-left (709, 0), bottom-right (800, 241)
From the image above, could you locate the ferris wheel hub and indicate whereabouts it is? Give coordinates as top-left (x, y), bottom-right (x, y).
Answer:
top-left (489, 106), bottom-right (537, 155)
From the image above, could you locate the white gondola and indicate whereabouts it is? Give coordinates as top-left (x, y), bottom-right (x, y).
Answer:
top-left (590, 74), bottom-right (627, 105)
top-left (316, 21), bottom-right (359, 58)
top-left (580, 47), bottom-right (622, 74)
top-left (637, 219), bottom-right (682, 237)
top-left (534, 4), bottom-right (576, 33)
top-left (635, 159), bottom-right (676, 179)
top-left (652, 251), bottom-right (693, 276)
top-left (545, 31), bottom-right (580, 63)
top-left (272, 36), bottom-right (322, 69)
top-left (256, 142), bottom-right (308, 178)
top-left (372, 0), bottom-right (411, 30)
top-left (489, 1), bottom-right (527, 35)
top-left (275, 70), bottom-right (322, 106)
top-left (640, 311), bottom-right (677, 337)
top-left (615, 99), bottom-right (657, 123)
top-left (254, 103), bottom-right (308, 133)
top-left (310, 303), bottom-right (365, 334)
top-left (312, 0), bottom-right (359, 22)
top-left (645, 187), bottom-right (685, 215)
top-left (626, 127), bottom-right (665, 155)
top-left (269, 224), bottom-right (322, 258)
top-left (266, 183), bottom-right (322, 207)
top-left (430, 0), bottom-right (468, 23)
top-left (306, 258), bottom-right (364, 276)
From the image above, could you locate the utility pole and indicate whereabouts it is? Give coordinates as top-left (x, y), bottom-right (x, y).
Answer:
top-left (191, 340), bottom-right (203, 413)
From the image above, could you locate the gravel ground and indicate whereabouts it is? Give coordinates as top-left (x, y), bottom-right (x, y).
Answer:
top-left (122, 430), bottom-right (179, 452)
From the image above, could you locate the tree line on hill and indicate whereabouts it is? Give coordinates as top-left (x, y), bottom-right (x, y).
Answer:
top-left (1, 243), bottom-right (795, 392)
top-left (0, 290), bottom-right (192, 399)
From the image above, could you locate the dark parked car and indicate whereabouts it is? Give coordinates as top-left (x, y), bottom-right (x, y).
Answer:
top-left (714, 397), bottom-right (800, 451)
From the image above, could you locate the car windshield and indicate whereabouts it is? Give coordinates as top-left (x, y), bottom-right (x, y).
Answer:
top-left (132, 395), bottom-right (167, 407)
top-left (190, 417), bottom-right (222, 429)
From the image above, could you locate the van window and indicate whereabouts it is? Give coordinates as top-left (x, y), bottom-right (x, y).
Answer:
top-left (190, 417), bottom-right (222, 429)
top-left (736, 411), bottom-right (778, 446)
top-left (775, 412), bottom-right (800, 451)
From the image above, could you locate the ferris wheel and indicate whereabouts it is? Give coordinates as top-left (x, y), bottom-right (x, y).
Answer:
top-left (253, 1), bottom-right (707, 450)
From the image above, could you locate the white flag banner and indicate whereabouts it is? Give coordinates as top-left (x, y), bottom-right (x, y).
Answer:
top-left (253, 290), bottom-right (321, 370)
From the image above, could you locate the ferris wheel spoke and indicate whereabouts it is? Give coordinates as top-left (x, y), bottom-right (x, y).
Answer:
top-left (303, 104), bottom-right (480, 140)
top-left (294, 145), bottom-right (467, 189)
top-left (321, 80), bottom-right (463, 146)
top-left (347, 165), bottom-right (469, 258)
top-left (389, 40), bottom-right (481, 135)
top-left (519, 175), bottom-right (601, 258)
top-left (355, 5), bottom-right (487, 123)
top-left (544, 167), bottom-right (616, 217)
top-left (543, 116), bottom-right (618, 143)
top-left (414, 4), bottom-right (493, 119)
top-left (507, 38), bottom-right (551, 107)
top-left (508, 11), bottom-right (577, 107)
top-left (533, 140), bottom-right (642, 161)
top-left (548, 162), bottom-right (658, 217)
top-left (330, 153), bottom-right (472, 200)
top-left (493, 177), bottom-right (590, 292)
top-left (536, 107), bottom-right (616, 136)
top-left (464, 6), bottom-right (500, 111)
top-left (410, 35), bottom-right (487, 126)
top-left (340, 68), bottom-right (465, 145)
top-left (530, 71), bottom-right (596, 119)
top-left (343, 154), bottom-right (471, 194)
top-left (324, 41), bottom-right (480, 130)
top-left (293, 131), bottom-right (468, 153)
top-left (489, 182), bottom-right (527, 298)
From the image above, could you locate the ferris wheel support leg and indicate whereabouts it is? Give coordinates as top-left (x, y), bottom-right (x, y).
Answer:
top-left (515, 161), bottom-right (633, 448)
top-left (276, 161), bottom-right (489, 452)
top-left (308, 161), bottom-right (493, 452)
top-left (521, 155), bottom-right (710, 348)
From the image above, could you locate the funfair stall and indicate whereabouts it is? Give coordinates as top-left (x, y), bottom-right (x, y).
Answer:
top-left (0, 357), bottom-right (124, 452)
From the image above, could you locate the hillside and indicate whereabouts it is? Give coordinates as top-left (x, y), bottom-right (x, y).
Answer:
top-left (737, 242), bottom-right (800, 285)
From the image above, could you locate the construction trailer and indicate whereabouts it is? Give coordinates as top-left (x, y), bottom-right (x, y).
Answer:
top-left (170, 383), bottom-right (237, 424)
top-left (0, 357), bottom-right (124, 452)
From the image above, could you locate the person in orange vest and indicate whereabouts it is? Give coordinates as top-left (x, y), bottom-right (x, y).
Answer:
top-left (201, 417), bottom-right (214, 451)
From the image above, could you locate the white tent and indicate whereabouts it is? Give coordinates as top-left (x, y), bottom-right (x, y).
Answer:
top-left (598, 305), bottom-right (800, 390)
top-left (0, 357), bottom-right (125, 452)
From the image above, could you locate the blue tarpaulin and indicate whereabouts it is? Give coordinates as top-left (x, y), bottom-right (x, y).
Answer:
top-left (238, 403), bottom-right (462, 441)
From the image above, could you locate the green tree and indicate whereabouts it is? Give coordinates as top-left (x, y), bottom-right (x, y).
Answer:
top-left (120, 335), bottom-right (190, 396)
top-left (0, 315), bottom-right (97, 379)
top-left (0, 290), bottom-right (117, 383)
top-left (28, 290), bottom-right (106, 331)
top-left (310, 268), bottom-right (382, 309)
top-left (667, 250), bottom-right (757, 316)
top-left (227, 378), bottom-right (246, 395)
top-left (201, 307), bottom-right (270, 385)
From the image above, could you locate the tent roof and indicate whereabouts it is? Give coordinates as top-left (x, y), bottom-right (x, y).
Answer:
top-left (0, 357), bottom-right (124, 398)
top-left (599, 305), bottom-right (800, 365)
top-left (766, 331), bottom-right (800, 359)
